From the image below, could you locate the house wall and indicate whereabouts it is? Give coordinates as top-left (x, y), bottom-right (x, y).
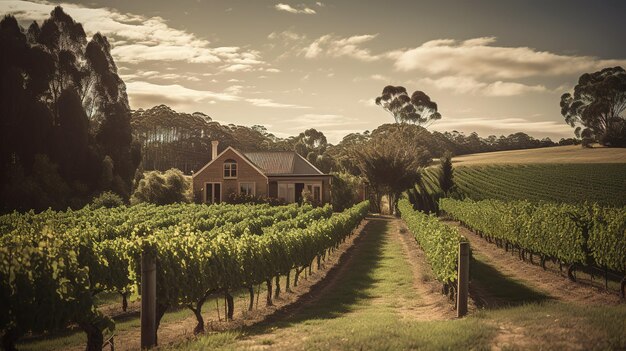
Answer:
top-left (267, 176), bottom-right (332, 204)
top-left (192, 148), bottom-right (268, 203)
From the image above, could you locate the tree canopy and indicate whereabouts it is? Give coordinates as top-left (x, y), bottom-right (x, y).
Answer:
top-left (375, 85), bottom-right (442, 125)
top-left (560, 66), bottom-right (626, 147)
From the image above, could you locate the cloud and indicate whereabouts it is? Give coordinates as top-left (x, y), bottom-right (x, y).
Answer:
top-left (432, 117), bottom-right (573, 137)
top-left (126, 81), bottom-right (240, 108)
top-left (358, 98), bottom-right (377, 107)
top-left (274, 3), bottom-right (316, 14)
top-left (127, 81), bottom-right (308, 110)
top-left (246, 98), bottom-right (310, 109)
top-left (120, 70), bottom-right (203, 82)
top-left (304, 34), bottom-right (380, 61)
top-left (418, 76), bottom-right (547, 96)
top-left (268, 30), bottom-right (306, 41)
top-left (393, 37), bottom-right (626, 79)
top-left (1, 1), bottom-right (265, 66)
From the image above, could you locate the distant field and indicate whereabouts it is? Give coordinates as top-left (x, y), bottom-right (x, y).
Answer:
top-left (452, 145), bottom-right (626, 165)
top-left (421, 163), bottom-right (626, 206)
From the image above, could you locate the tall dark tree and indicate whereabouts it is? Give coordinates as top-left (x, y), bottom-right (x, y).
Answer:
top-left (560, 66), bottom-right (626, 147)
top-left (375, 85), bottom-right (442, 125)
top-left (0, 7), bottom-right (139, 212)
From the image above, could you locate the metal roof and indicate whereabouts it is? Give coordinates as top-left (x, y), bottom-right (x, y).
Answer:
top-left (242, 151), bottom-right (325, 176)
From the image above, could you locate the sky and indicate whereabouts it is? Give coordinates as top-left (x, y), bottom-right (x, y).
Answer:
top-left (2, 0), bottom-right (626, 143)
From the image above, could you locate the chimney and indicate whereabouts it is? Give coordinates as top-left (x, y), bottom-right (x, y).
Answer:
top-left (211, 140), bottom-right (219, 160)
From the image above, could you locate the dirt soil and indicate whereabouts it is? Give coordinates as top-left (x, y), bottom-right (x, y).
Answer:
top-left (443, 220), bottom-right (621, 306)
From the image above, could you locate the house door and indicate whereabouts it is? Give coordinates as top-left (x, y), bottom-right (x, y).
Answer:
top-left (295, 183), bottom-right (304, 203)
top-left (205, 183), bottom-right (221, 204)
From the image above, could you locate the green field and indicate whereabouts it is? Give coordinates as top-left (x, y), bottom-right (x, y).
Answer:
top-left (421, 163), bottom-right (626, 206)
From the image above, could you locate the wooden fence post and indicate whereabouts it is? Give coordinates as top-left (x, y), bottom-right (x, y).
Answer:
top-left (141, 251), bottom-right (157, 349)
top-left (457, 242), bottom-right (469, 318)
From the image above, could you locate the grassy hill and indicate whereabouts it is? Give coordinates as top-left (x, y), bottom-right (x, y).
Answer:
top-left (418, 146), bottom-right (626, 207)
top-left (452, 144), bottom-right (626, 165)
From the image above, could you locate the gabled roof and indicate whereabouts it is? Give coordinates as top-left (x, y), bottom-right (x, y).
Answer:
top-left (243, 151), bottom-right (325, 176)
top-left (192, 146), bottom-right (268, 179)
top-left (192, 147), bottom-right (327, 178)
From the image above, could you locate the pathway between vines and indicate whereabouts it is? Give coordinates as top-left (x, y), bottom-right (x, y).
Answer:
top-left (208, 215), bottom-right (456, 350)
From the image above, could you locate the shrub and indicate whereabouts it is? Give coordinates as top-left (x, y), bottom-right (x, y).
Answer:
top-left (91, 191), bottom-right (124, 209)
top-left (130, 168), bottom-right (192, 205)
top-left (331, 172), bottom-right (363, 212)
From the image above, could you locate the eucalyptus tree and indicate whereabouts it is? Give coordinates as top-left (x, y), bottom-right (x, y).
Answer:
top-left (560, 66), bottom-right (626, 147)
top-left (375, 85), bottom-right (442, 125)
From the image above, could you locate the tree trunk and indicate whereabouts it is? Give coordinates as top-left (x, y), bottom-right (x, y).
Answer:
top-left (190, 302), bottom-right (205, 335)
top-left (567, 264), bottom-right (577, 282)
top-left (1, 328), bottom-right (18, 351)
top-left (248, 286), bottom-right (255, 311)
top-left (317, 255), bottom-right (322, 270)
top-left (266, 279), bottom-right (273, 306)
top-left (121, 291), bottom-right (129, 312)
top-left (294, 268), bottom-right (301, 286)
top-left (79, 322), bottom-right (104, 351)
top-left (216, 297), bottom-right (221, 321)
top-left (155, 303), bottom-right (169, 345)
top-left (256, 284), bottom-right (261, 309)
top-left (274, 275), bottom-right (280, 299)
top-left (286, 271), bottom-right (291, 292)
top-left (225, 292), bottom-right (234, 320)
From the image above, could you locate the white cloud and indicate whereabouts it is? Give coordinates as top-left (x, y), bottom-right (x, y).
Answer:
top-left (358, 98), bottom-right (377, 107)
top-left (274, 3), bottom-right (316, 14)
top-left (222, 64), bottom-right (254, 72)
top-left (126, 81), bottom-right (240, 109)
top-left (393, 37), bottom-right (626, 79)
top-left (303, 34), bottom-right (380, 61)
top-left (1, 1), bottom-right (265, 66)
top-left (432, 117), bottom-right (573, 137)
top-left (418, 76), bottom-right (547, 96)
top-left (246, 98), bottom-right (310, 109)
top-left (127, 81), bottom-right (308, 110)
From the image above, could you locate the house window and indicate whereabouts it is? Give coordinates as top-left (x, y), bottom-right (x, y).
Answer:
top-left (239, 182), bottom-right (255, 196)
top-left (278, 183), bottom-right (295, 203)
top-left (205, 183), bottom-right (221, 204)
top-left (224, 159), bottom-right (237, 178)
top-left (306, 184), bottom-right (322, 203)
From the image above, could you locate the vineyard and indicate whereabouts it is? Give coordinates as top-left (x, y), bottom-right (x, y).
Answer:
top-left (0, 201), bottom-right (369, 350)
top-left (440, 198), bottom-right (626, 295)
top-left (397, 199), bottom-right (466, 299)
top-left (419, 163), bottom-right (626, 206)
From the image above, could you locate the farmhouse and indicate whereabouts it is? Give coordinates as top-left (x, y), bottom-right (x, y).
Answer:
top-left (192, 141), bottom-right (332, 204)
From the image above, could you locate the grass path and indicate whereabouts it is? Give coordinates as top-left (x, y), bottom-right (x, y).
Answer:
top-left (174, 216), bottom-right (492, 350)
